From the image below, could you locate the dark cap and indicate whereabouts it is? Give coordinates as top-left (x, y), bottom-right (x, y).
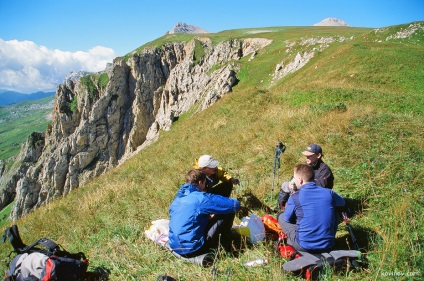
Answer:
top-left (302, 144), bottom-right (322, 156)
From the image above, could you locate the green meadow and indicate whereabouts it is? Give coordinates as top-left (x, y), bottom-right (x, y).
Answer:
top-left (0, 23), bottom-right (423, 280)
top-left (0, 96), bottom-right (53, 162)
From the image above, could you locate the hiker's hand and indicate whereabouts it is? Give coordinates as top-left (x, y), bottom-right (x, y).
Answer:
top-left (289, 179), bottom-right (297, 191)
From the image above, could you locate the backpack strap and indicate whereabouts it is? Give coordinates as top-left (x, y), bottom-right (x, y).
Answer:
top-left (23, 238), bottom-right (60, 255)
top-left (1, 225), bottom-right (59, 255)
top-left (2, 225), bottom-right (27, 253)
top-left (34, 238), bottom-right (60, 252)
top-left (23, 237), bottom-right (86, 261)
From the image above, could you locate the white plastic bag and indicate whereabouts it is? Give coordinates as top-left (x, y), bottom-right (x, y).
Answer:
top-left (232, 213), bottom-right (265, 243)
top-left (145, 219), bottom-right (169, 246)
top-left (247, 213), bottom-right (266, 243)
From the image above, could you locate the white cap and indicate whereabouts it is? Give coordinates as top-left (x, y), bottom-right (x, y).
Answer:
top-left (198, 155), bottom-right (219, 168)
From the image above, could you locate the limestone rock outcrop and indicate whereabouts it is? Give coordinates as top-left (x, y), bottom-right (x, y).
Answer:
top-left (0, 132), bottom-right (45, 212)
top-left (1, 38), bottom-right (271, 219)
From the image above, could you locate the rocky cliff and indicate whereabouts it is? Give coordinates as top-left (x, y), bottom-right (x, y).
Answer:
top-left (1, 37), bottom-right (272, 219)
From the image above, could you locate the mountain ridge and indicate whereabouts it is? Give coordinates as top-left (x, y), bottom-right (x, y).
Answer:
top-left (0, 90), bottom-right (55, 106)
top-left (166, 18), bottom-right (351, 36)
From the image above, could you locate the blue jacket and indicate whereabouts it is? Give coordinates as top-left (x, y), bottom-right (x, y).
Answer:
top-left (283, 182), bottom-right (345, 251)
top-left (168, 183), bottom-right (240, 255)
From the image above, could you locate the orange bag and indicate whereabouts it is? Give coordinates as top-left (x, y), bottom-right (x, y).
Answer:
top-left (261, 214), bottom-right (286, 240)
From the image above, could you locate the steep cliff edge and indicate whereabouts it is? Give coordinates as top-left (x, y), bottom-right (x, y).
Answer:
top-left (1, 38), bottom-right (272, 219)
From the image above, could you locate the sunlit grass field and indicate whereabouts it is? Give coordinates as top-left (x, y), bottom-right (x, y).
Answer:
top-left (0, 23), bottom-right (422, 280)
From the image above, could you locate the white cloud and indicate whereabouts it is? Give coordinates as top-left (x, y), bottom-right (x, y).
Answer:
top-left (0, 39), bottom-right (116, 93)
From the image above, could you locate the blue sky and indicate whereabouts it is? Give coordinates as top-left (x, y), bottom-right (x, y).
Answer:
top-left (0, 0), bottom-right (423, 93)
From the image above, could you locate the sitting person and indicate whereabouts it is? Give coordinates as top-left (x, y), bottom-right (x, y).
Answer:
top-left (194, 155), bottom-right (239, 197)
top-left (277, 163), bottom-right (345, 253)
top-left (276, 144), bottom-right (334, 210)
top-left (168, 169), bottom-right (241, 256)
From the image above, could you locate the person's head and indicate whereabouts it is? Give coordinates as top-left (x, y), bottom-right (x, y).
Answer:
top-left (302, 144), bottom-right (323, 165)
top-left (186, 169), bottom-right (206, 191)
top-left (293, 163), bottom-right (314, 188)
top-left (197, 155), bottom-right (219, 177)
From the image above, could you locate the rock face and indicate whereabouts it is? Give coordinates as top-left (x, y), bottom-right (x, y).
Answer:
top-left (1, 38), bottom-right (271, 219)
top-left (271, 35), bottom-right (353, 83)
top-left (0, 132), bottom-right (45, 211)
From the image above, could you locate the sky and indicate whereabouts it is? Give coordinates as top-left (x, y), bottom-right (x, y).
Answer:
top-left (0, 0), bottom-right (423, 94)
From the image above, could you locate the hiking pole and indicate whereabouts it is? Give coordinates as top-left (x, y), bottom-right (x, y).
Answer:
top-left (342, 212), bottom-right (360, 252)
top-left (342, 212), bottom-right (369, 268)
top-left (271, 141), bottom-right (286, 202)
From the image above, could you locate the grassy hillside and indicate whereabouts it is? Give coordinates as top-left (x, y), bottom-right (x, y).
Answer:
top-left (0, 96), bottom-right (54, 162)
top-left (1, 23), bottom-right (423, 280)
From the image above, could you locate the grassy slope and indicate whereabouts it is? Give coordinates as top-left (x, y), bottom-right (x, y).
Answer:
top-left (0, 96), bottom-right (54, 161)
top-left (0, 24), bottom-right (423, 280)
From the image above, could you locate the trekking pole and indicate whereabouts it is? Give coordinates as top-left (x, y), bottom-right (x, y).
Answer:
top-left (342, 212), bottom-right (360, 251)
top-left (271, 141), bottom-right (286, 203)
top-left (342, 212), bottom-right (368, 267)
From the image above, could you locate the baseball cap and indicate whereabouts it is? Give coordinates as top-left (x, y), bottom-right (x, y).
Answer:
top-left (302, 144), bottom-right (323, 156)
top-left (198, 155), bottom-right (219, 168)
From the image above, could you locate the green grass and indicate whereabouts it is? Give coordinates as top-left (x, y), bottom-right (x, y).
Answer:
top-left (0, 96), bottom-right (53, 161)
top-left (0, 23), bottom-right (423, 280)
top-left (192, 39), bottom-right (206, 66)
top-left (70, 96), bottom-right (78, 112)
top-left (80, 74), bottom-right (105, 100)
top-left (0, 201), bottom-right (14, 229)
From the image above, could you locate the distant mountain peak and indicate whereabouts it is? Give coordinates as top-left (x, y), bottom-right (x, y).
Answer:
top-left (314, 17), bottom-right (350, 27)
top-left (0, 90), bottom-right (55, 106)
top-left (168, 22), bottom-right (208, 34)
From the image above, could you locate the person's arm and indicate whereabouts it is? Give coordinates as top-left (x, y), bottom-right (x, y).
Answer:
top-left (217, 166), bottom-right (239, 184)
top-left (277, 189), bottom-right (290, 208)
top-left (202, 194), bottom-right (241, 214)
top-left (277, 181), bottom-right (293, 207)
top-left (331, 191), bottom-right (345, 207)
top-left (283, 196), bottom-right (297, 223)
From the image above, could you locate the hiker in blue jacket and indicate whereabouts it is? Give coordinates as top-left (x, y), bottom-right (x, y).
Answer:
top-left (278, 163), bottom-right (345, 253)
top-left (169, 169), bottom-right (241, 256)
